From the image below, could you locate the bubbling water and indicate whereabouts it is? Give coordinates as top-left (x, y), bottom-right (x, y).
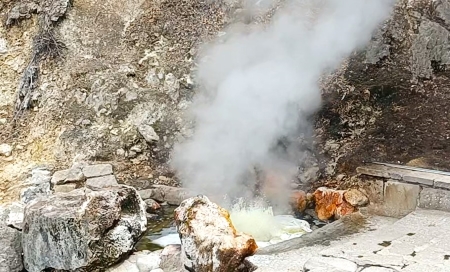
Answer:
top-left (229, 197), bottom-right (312, 247)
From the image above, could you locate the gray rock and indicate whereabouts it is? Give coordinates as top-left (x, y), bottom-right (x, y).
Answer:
top-left (139, 189), bottom-right (155, 200)
top-left (0, 143), bottom-right (12, 157)
top-left (0, 38), bottom-right (7, 54)
top-left (20, 182), bottom-right (51, 204)
top-left (138, 124), bottom-right (160, 142)
top-left (144, 199), bottom-right (161, 213)
top-left (51, 168), bottom-right (85, 185)
top-left (50, 169), bottom-right (69, 184)
top-left (86, 175), bottom-right (119, 189)
top-left (160, 245), bottom-right (182, 272)
top-left (29, 168), bottom-right (52, 184)
top-left (410, 20), bottom-right (450, 78)
top-left (364, 24), bottom-right (391, 65)
top-left (299, 166), bottom-right (320, 184)
top-left (303, 256), bottom-right (357, 272)
top-left (83, 164), bottom-right (113, 178)
top-left (107, 260), bottom-right (139, 272)
top-left (0, 207), bottom-right (8, 222)
top-left (152, 185), bottom-right (193, 205)
top-left (107, 251), bottom-right (160, 272)
top-left (0, 223), bottom-right (23, 272)
top-left (54, 183), bottom-right (77, 194)
top-left (136, 252), bottom-right (161, 271)
top-left (22, 186), bottom-right (147, 272)
top-left (5, 202), bottom-right (24, 230)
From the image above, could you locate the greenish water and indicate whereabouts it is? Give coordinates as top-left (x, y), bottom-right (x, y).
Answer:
top-left (135, 206), bottom-right (177, 252)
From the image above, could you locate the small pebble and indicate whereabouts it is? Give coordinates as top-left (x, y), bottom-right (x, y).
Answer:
top-left (0, 143), bottom-right (12, 157)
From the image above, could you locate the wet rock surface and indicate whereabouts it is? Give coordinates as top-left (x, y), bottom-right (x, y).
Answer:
top-left (22, 185), bottom-right (146, 272)
top-left (175, 195), bottom-right (258, 272)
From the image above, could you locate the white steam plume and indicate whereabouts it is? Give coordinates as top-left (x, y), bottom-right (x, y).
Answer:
top-left (172, 0), bottom-right (394, 201)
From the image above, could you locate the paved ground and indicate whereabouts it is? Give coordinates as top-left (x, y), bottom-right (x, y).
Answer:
top-left (249, 209), bottom-right (450, 271)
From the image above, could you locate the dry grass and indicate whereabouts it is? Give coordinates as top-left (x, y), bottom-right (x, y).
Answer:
top-left (12, 6), bottom-right (68, 121)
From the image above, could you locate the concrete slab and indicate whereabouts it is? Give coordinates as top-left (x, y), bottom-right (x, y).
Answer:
top-left (319, 210), bottom-right (450, 271)
top-left (380, 181), bottom-right (420, 217)
top-left (357, 165), bottom-right (390, 178)
top-left (433, 175), bottom-right (450, 190)
top-left (250, 215), bottom-right (397, 272)
top-left (361, 179), bottom-right (385, 204)
top-left (384, 168), bottom-right (412, 180)
top-left (402, 171), bottom-right (436, 186)
top-left (419, 188), bottom-right (450, 212)
top-left (251, 210), bottom-right (450, 272)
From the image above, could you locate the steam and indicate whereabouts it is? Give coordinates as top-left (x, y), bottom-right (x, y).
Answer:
top-left (172, 0), bottom-right (394, 201)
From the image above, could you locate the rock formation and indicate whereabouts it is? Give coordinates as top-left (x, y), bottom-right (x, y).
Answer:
top-left (313, 187), bottom-right (356, 221)
top-left (0, 208), bottom-right (23, 272)
top-left (175, 195), bottom-right (258, 272)
top-left (22, 185), bottom-right (146, 272)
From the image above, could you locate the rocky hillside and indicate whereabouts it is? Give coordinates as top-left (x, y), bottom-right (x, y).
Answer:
top-left (0, 0), bottom-right (233, 202)
top-left (317, 0), bottom-right (450, 182)
top-left (1, 0), bottom-right (450, 202)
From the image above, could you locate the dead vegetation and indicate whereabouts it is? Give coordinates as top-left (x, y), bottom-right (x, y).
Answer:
top-left (6, 0), bottom-right (69, 120)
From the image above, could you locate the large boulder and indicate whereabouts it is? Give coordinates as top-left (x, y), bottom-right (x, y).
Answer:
top-left (175, 195), bottom-right (258, 272)
top-left (0, 208), bottom-right (23, 272)
top-left (22, 185), bottom-right (147, 272)
top-left (0, 223), bottom-right (23, 272)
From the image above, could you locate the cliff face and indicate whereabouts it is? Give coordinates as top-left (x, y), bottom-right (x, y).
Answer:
top-left (2, 0), bottom-right (450, 201)
top-left (0, 0), bottom-right (232, 201)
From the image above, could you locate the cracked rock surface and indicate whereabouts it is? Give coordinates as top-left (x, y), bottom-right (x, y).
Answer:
top-left (22, 185), bottom-right (146, 272)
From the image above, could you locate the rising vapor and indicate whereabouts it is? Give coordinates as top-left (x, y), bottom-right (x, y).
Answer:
top-left (172, 0), bottom-right (394, 204)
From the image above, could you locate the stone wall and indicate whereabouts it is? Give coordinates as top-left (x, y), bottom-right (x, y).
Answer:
top-left (357, 163), bottom-right (450, 217)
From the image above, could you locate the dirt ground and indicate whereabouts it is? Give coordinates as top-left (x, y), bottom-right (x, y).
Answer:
top-left (318, 72), bottom-right (450, 175)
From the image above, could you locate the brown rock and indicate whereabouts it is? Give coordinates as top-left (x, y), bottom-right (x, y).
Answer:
top-left (290, 190), bottom-right (307, 213)
top-left (313, 187), bottom-right (355, 220)
top-left (144, 199), bottom-right (161, 213)
top-left (344, 189), bottom-right (369, 207)
top-left (175, 195), bottom-right (257, 272)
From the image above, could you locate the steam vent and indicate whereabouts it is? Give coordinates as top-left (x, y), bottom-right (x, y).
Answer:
top-left (2, 0), bottom-right (450, 271)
